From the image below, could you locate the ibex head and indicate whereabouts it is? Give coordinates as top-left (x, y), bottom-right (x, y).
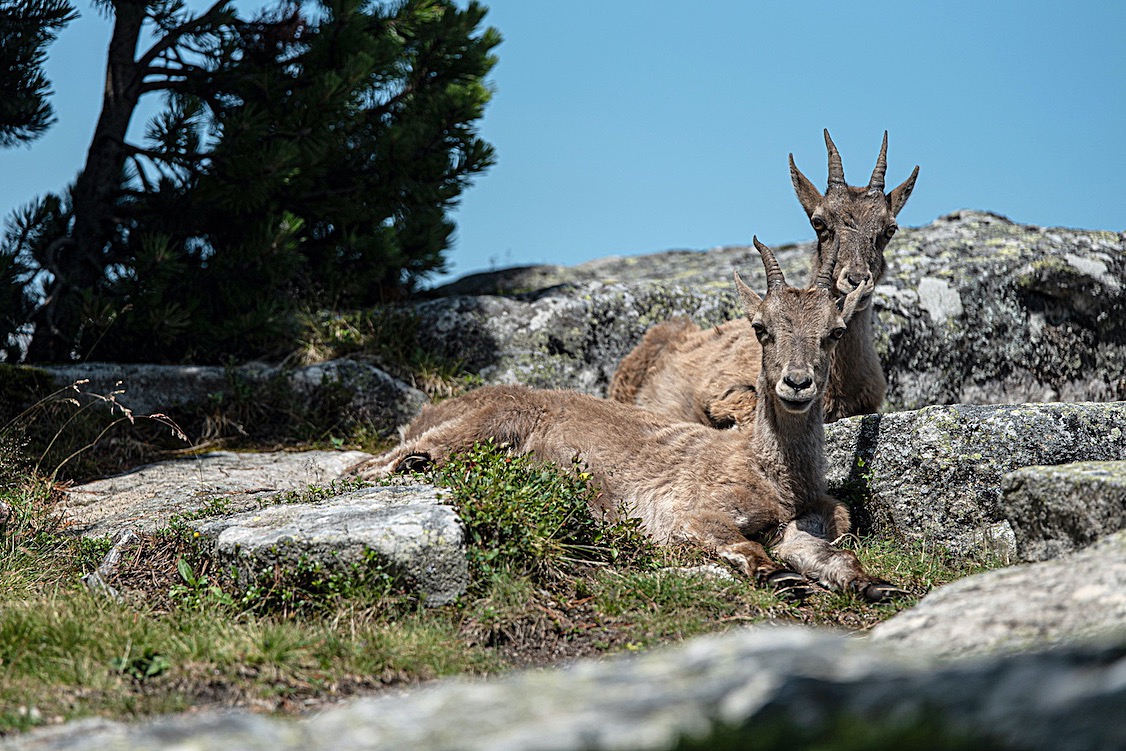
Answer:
top-left (734, 236), bottom-right (870, 414)
top-left (789, 130), bottom-right (918, 309)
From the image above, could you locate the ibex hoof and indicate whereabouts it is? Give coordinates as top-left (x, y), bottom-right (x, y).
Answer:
top-left (395, 453), bottom-right (432, 473)
top-left (857, 579), bottom-right (910, 603)
top-left (764, 570), bottom-right (816, 602)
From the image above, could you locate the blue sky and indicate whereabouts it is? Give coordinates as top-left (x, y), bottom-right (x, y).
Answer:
top-left (4, 1), bottom-right (1124, 284)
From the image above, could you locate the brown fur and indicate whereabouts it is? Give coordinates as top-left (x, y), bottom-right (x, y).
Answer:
top-left (356, 240), bottom-right (903, 601)
top-left (610, 131), bottom-right (918, 426)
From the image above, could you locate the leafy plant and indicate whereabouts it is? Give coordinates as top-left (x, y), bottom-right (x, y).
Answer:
top-left (169, 557), bottom-right (234, 610)
top-left (432, 442), bottom-right (660, 586)
top-left (111, 648), bottom-right (171, 681)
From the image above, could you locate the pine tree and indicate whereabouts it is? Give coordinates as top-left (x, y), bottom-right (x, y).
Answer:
top-left (0, 0), bottom-right (77, 146)
top-left (3, 0), bottom-right (499, 363)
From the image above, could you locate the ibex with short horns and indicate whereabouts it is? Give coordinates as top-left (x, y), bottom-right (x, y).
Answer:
top-left (609, 130), bottom-right (919, 425)
top-left (358, 238), bottom-right (905, 602)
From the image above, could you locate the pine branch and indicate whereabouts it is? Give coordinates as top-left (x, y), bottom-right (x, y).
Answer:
top-left (136, 0), bottom-right (230, 70)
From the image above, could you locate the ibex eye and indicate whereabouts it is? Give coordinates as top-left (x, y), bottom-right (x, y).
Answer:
top-left (885, 225), bottom-right (898, 238)
top-left (830, 327), bottom-right (846, 340)
top-left (752, 322), bottom-right (767, 338)
top-left (811, 218), bottom-right (826, 232)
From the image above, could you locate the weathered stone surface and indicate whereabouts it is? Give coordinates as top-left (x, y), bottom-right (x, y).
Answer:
top-left (6, 626), bottom-right (1124, 751)
top-left (413, 281), bottom-right (742, 393)
top-left (869, 530), bottom-right (1126, 659)
top-left (1002, 460), bottom-right (1126, 561)
top-left (41, 361), bottom-right (268, 416)
top-left (191, 484), bottom-right (467, 606)
top-left (41, 357), bottom-right (427, 438)
top-left (287, 358), bottom-right (430, 434)
top-left (824, 401), bottom-right (1126, 558)
top-left (63, 450), bottom-right (373, 538)
top-left (424, 211), bottom-right (1126, 409)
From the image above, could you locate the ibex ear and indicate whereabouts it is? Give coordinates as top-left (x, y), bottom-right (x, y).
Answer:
top-left (888, 165), bottom-right (919, 217)
top-left (789, 154), bottom-right (822, 217)
top-left (839, 277), bottom-right (874, 321)
top-left (733, 269), bottom-right (762, 313)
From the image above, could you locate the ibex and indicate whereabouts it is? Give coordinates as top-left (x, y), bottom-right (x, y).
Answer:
top-left (358, 238), bottom-right (905, 602)
top-left (609, 130), bottom-right (919, 425)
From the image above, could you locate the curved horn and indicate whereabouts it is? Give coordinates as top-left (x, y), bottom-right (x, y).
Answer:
top-left (824, 129), bottom-right (846, 191)
top-left (868, 130), bottom-right (888, 194)
top-left (753, 236), bottom-right (786, 290)
top-left (815, 234), bottom-right (841, 291)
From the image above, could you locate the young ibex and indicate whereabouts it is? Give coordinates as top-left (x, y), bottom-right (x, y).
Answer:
top-left (609, 130), bottom-right (919, 425)
top-left (358, 238), bottom-right (904, 602)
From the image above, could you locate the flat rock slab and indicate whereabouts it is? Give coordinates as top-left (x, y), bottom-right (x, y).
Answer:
top-left (42, 358), bottom-right (428, 438)
top-left (869, 530), bottom-right (1126, 659)
top-left (5, 626), bottom-right (1124, 751)
top-left (1003, 460), bottom-right (1126, 561)
top-left (63, 450), bottom-right (374, 538)
top-left (192, 485), bottom-right (467, 606)
top-left (825, 401), bottom-right (1126, 558)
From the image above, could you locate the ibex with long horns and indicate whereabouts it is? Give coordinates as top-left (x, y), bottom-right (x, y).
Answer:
top-left (609, 131), bottom-right (919, 426)
top-left (358, 238), bottom-right (905, 602)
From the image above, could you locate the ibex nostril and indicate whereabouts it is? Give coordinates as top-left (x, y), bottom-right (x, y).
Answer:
top-left (783, 373), bottom-right (813, 391)
top-left (846, 272), bottom-right (870, 287)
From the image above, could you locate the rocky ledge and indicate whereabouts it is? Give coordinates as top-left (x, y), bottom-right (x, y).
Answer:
top-left (7, 210), bottom-right (1125, 750)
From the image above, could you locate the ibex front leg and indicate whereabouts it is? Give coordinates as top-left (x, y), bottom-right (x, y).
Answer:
top-left (772, 506), bottom-right (907, 603)
top-left (685, 511), bottom-right (815, 600)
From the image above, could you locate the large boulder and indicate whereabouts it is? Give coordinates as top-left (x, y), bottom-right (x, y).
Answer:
top-left (33, 211), bottom-right (1125, 440)
top-left (1002, 460), bottom-right (1126, 561)
top-left (420, 211), bottom-right (1126, 409)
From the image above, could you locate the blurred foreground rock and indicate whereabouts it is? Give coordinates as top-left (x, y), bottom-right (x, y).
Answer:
top-left (5, 622), bottom-right (1123, 751)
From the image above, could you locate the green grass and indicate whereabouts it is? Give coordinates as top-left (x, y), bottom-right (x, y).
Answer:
top-left (0, 437), bottom-right (1006, 736)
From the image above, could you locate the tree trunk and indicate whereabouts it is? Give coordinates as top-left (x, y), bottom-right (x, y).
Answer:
top-left (27, 1), bottom-right (146, 361)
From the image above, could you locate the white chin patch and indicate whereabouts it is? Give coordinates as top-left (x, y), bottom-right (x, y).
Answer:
top-left (776, 394), bottom-right (814, 413)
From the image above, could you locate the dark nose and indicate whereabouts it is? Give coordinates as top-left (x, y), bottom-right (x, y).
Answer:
top-left (783, 373), bottom-right (813, 391)
top-left (846, 271), bottom-right (871, 287)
